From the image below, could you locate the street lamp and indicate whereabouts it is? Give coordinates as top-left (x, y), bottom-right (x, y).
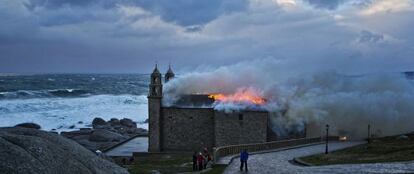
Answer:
top-left (325, 124), bottom-right (329, 154)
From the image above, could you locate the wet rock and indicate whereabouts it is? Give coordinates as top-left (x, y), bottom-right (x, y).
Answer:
top-left (89, 129), bottom-right (127, 142)
top-left (61, 129), bottom-right (93, 138)
top-left (0, 127), bottom-right (128, 174)
top-left (78, 121), bottom-right (83, 124)
top-left (92, 117), bottom-right (107, 129)
top-left (109, 118), bottom-right (121, 126)
top-left (63, 117), bottom-right (148, 151)
top-left (69, 125), bottom-right (75, 129)
top-left (120, 118), bottom-right (136, 128)
top-left (15, 123), bottom-right (41, 130)
top-left (94, 124), bottom-right (112, 130)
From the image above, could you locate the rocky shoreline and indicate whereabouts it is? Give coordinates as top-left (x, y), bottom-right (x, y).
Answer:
top-left (61, 117), bottom-right (148, 151)
top-left (0, 126), bottom-right (129, 174)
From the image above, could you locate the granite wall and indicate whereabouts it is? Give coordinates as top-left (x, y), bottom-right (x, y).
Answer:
top-left (214, 111), bottom-right (268, 147)
top-left (161, 107), bottom-right (215, 151)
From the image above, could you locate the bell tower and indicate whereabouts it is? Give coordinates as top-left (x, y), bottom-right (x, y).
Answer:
top-left (165, 64), bottom-right (175, 83)
top-left (148, 64), bottom-right (162, 152)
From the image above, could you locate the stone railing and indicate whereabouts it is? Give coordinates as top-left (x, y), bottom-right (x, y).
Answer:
top-left (213, 136), bottom-right (339, 163)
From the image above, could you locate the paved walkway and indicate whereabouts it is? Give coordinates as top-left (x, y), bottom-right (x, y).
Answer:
top-left (224, 141), bottom-right (414, 174)
top-left (105, 137), bottom-right (148, 156)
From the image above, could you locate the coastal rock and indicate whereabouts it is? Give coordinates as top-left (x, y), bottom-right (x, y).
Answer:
top-left (0, 127), bottom-right (128, 174)
top-left (61, 129), bottom-right (93, 138)
top-left (89, 129), bottom-right (127, 142)
top-left (15, 123), bottom-right (41, 129)
top-left (109, 118), bottom-right (121, 126)
top-left (92, 117), bottom-right (107, 129)
top-left (120, 118), bottom-right (136, 128)
top-left (62, 118), bottom-right (148, 151)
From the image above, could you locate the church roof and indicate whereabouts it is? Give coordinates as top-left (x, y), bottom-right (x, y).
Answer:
top-left (170, 94), bottom-right (214, 108)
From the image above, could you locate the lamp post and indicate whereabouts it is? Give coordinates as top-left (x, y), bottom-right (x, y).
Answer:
top-left (325, 124), bottom-right (329, 154)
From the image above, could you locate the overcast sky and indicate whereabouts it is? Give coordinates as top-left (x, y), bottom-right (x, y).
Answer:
top-left (0, 0), bottom-right (413, 73)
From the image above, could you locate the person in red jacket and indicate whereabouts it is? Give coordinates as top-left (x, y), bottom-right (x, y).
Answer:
top-left (197, 152), bottom-right (204, 171)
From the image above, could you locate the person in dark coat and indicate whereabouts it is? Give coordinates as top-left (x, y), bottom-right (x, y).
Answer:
top-left (240, 149), bottom-right (249, 171)
top-left (192, 151), bottom-right (198, 171)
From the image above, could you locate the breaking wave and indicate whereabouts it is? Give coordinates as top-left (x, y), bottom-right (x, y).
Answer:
top-left (0, 89), bottom-right (91, 99)
top-left (0, 94), bottom-right (148, 132)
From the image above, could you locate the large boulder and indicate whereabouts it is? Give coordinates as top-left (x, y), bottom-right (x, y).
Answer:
top-left (92, 117), bottom-right (108, 129)
top-left (108, 118), bottom-right (121, 126)
top-left (89, 129), bottom-right (127, 142)
top-left (120, 118), bottom-right (136, 128)
top-left (0, 127), bottom-right (128, 174)
top-left (61, 129), bottom-right (93, 138)
top-left (15, 123), bottom-right (41, 129)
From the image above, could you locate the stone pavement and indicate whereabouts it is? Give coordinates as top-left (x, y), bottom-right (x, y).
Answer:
top-left (105, 137), bottom-right (148, 156)
top-left (223, 141), bottom-right (414, 174)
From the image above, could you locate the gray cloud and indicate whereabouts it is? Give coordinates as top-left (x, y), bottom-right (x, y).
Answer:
top-left (303, 0), bottom-right (347, 9)
top-left (358, 30), bottom-right (384, 43)
top-left (133, 0), bottom-right (248, 26)
top-left (0, 0), bottom-right (413, 73)
top-left (24, 0), bottom-right (248, 26)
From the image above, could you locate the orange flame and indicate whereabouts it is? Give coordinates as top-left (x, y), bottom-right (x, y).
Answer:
top-left (208, 88), bottom-right (266, 105)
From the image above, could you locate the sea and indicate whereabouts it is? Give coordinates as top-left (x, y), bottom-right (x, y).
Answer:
top-left (0, 74), bottom-right (149, 132)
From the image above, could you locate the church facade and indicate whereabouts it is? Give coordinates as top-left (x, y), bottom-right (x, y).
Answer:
top-left (147, 65), bottom-right (277, 152)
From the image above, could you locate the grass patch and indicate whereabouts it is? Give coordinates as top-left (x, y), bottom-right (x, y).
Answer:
top-left (204, 164), bottom-right (228, 174)
top-left (299, 134), bottom-right (414, 166)
top-left (123, 155), bottom-right (227, 174)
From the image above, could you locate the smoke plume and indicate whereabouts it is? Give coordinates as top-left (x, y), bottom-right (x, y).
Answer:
top-left (163, 58), bottom-right (414, 139)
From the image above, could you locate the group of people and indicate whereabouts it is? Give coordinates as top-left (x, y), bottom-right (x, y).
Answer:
top-left (191, 148), bottom-right (249, 172)
top-left (192, 148), bottom-right (213, 171)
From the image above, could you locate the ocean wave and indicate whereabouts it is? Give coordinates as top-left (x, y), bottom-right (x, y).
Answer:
top-left (0, 94), bottom-right (148, 132)
top-left (0, 89), bottom-right (91, 100)
top-left (48, 89), bottom-right (90, 97)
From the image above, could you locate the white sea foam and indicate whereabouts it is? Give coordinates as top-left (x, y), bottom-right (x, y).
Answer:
top-left (0, 94), bottom-right (148, 132)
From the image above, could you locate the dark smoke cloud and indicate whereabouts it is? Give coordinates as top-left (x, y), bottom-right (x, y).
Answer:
top-left (164, 58), bottom-right (414, 139)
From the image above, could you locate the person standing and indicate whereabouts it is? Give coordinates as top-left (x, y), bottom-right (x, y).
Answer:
top-left (240, 149), bottom-right (249, 172)
top-left (192, 152), bottom-right (198, 171)
top-left (203, 148), bottom-right (210, 169)
top-left (197, 152), bottom-right (204, 171)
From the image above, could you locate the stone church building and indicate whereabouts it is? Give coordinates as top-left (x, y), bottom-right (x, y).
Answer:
top-left (148, 65), bottom-right (280, 152)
